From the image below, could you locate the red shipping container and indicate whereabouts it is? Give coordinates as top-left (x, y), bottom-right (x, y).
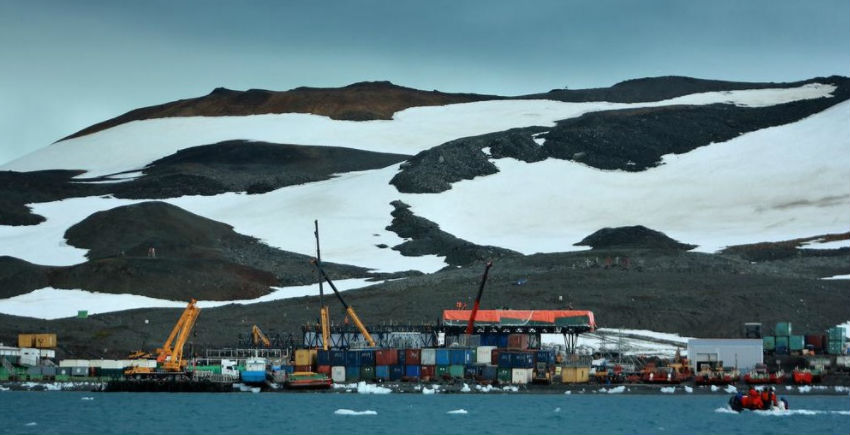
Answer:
top-left (405, 349), bottom-right (422, 365)
top-left (805, 335), bottom-right (825, 350)
top-left (507, 334), bottom-right (529, 349)
top-left (376, 349), bottom-right (399, 366)
top-left (315, 365), bottom-right (331, 375)
top-left (491, 349), bottom-right (500, 366)
top-left (294, 365), bottom-right (312, 373)
top-left (420, 365), bottom-right (436, 380)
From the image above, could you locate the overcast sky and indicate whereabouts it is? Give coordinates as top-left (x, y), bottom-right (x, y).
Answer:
top-left (1, 0), bottom-right (848, 165)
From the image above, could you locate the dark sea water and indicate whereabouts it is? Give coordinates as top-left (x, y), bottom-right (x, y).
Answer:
top-left (1, 391), bottom-right (848, 435)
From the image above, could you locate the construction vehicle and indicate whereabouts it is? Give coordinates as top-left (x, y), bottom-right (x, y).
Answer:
top-left (310, 259), bottom-right (376, 347)
top-left (465, 261), bottom-right (493, 336)
top-left (252, 325), bottom-right (271, 348)
top-left (125, 299), bottom-right (201, 378)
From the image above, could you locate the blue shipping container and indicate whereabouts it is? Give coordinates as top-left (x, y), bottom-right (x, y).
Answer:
top-left (331, 350), bottom-right (346, 366)
top-left (481, 365), bottom-right (498, 380)
top-left (498, 351), bottom-right (513, 368)
top-left (317, 350), bottom-right (331, 366)
top-left (359, 350), bottom-right (375, 366)
top-left (345, 351), bottom-right (361, 367)
top-left (390, 365), bottom-right (404, 380)
top-left (450, 349), bottom-right (471, 365)
top-left (405, 365), bottom-right (421, 378)
top-left (536, 350), bottom-right (555, 365)
top-left (435, 349), bottom-right (450, 366)
top-left (375, 365), bottom-right (390, 380)
top-left (511, 352), bottom-right (534, 368)
top-left (345, 366), bottom-right (360, 381)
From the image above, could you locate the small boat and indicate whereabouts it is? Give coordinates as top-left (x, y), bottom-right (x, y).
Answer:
top-left (728, 391), bottom-right (789, 412)
top-left (284, 371), bottom-right (332, 389)
top-left (792, 368), bottom-right (821, 385)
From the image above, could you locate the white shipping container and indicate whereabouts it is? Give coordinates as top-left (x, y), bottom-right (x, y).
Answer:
top-left (101, 359), bottom-right (125, 369)
top-left (836, 356), bottom-right (850, 368)
top-left (331, 366), bottom-right (346, 383)
top-left (59, 359), bottom-right (91, 368)
top-left (38, 349), bottom-right (55, 358)
top-left (19, 354), bottom-right (39, 367)
top-left (421, 348), bottom-right (436, 366)
top-left (511, 368), bottom-right (533, 384)
top-left (476, 346), bottom-right (496, 365)
top-left (88, 360), bottom-right (104, 368)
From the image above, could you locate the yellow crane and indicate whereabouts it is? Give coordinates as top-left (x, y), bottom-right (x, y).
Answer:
top-left (125, 299), bottom-right (201, 377)
top-left (310, 259), bottom-right (375, 347)
top-left (252, 325), bottom-right (271, 347)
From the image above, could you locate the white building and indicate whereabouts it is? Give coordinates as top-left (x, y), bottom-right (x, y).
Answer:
top-left (687, 339), bottom-right (763, 372)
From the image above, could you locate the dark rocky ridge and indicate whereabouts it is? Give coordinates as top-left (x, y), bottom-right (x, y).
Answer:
top-left (385, 200), bottom-right (521, 268)
top-left (62, 81), bottom-right (502, 140)
top-left (575, 226), bottom-right (697, 251)
top-left (391, 76), bottom-right (850, 193)
top-left (0, 142), bottom-right (410, 226)
top-left (0, 202), bottom-right (385, 301)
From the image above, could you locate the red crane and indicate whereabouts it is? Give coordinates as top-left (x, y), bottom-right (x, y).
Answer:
top-left (466, 261), bottom-right (493, 335)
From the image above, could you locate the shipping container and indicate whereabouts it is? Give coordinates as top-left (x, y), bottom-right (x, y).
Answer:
top-left (376, 349), bottom-right (398, 366)
top-left (561, 366), bottom-right (590, 383)
top-left (763, 336), bottom-right (775, 351)
top-left (476, 346), bottom-right (495, 365)
top-left (360, 366), bottom-right (375, 381)
top-left (316, 365), bottom-right (331, 375)
top-left (481, 365), bottom-right (497, 381)
top-left (26, 366), bottom-right (42, 376)
top-left (39, 349), bottom-right (55, 359)
top-left (404, 349), bottom-right (421, 366)
top-left (345, 366), bottom-right (360, 382)
top-left (420, 348), bottom-right (436, 366)
top-left (805, 335), bottom-right (825, 350)
top-left (71, 367), bottom-right (88, 377)
top-left (511, 352), bottom-right (534, 369)
top-left (57, 367), bottom-right (72, 376)
top-left (497, 351), bottom-right (513, 368)
top-left (497, 367), bottom-right (512, 383)
top-left (405, 365), bottom-right (420, 379)
top-left (775, 322), bottom-right (792, 337)
top-left (390, 365), bottom-right (403, 381)
top-left (331, 350), bottom-right (346, 366)
top-left (18, 334), bottom-right (34, 348)
top-left (295, 349), bottom-right (316, 366)
top-left (345, 350), bottom-right (361, 367)
top-left (828, 343), bottom-right (843, 355)
top-left (789, 335), bottom-right (805, 351)
top-left (775, 346), bottom-right (788, 355)
top-left (436, 365), bottom-right (450, 378)
top-left (828, 327), bottom-right (846, 340)
top-left (435, 349), bottom-right (450, 366)
top-left (449, 349), bottom-right (471, 366)
top-left (507, 334), bottom-right (529, 350)
top-left (449, 365), bottom-right (465, 378)
top-left (376, 365), bottom-right (390, 380)
top-left (775, 336), bottom-right (789, 349)
top-left (465, 366), bottom-right (481, 379)
top-left (317, 350), bottom-right (331, 366)
top-left (101, 360), bottom-right (124, 369)
top-left (536, 349), bottom-right (556, 365)
top-left (420, 365), bottom-right (435, 380)
top-left (331, 366), bottom-right (346, 383)
top-left (33, 334), bottom-right (57, 349)
top-left (41, 366), bottom-right (56, 376)
top-left (359, 350), bottom-right (375, 366)
top-left (60, 359), bottom-right (90, 368)
top-left (511, 368), bottom-right (533, 384)
top-left (397, 349), bottom-right (406, 366)
top-left (491, 348), bottom-right (500, 366)
top-left (294, 365), bottom-right (312, 373)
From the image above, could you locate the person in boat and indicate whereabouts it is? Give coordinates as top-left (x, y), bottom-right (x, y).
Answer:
top-left (745, 388), bottom-right (763, 410)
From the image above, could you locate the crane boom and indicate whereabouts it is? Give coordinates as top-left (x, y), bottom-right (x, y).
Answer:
top-left (466, 261), bottom-right (493, 335)
top-left (315, 220), bottom-right (330, 351)
top-left (252, 325), bottom-right (271, 347)
top-left (310, 259), bottom-right (375, 347)
top-left (156, 299), bottom-right (200, 371)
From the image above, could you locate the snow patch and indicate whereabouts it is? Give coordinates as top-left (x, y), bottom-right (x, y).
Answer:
top-left (660, 387), bottom-right (676, 394)
top-left (460, 383), bottom-right (471, 392)
top-left (724, 385), bottom-right (737, 394)
top-left (684, 386), bottom-right (693, 393)
top-left (356, 381), bottom-right (391, 394)
top-left (599, 386), bottom-right (626, 394)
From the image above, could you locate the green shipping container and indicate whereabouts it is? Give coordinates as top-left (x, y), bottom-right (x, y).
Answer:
top-left (436, 365), bottom-right (450, 378)
top-left (775, 336), bottom-right (789, 348)
top-left (775, 322), bottom-right (792, 337)
top-left (828, 343), bottom-right (843, 355)
top-left (828, 327), bottom-right (846, 339)
top-left (763, 336), bottom-right (775, 351)
top-left (497, 367), bottom-right (512, 383)
top-left (55, 374), bottom-right (70, 382)
top-left (449, 365), bottom-right (465, 378)
top-left (360, 366), bottom-right (375, 381)
top-left (789, 335), bottom-right (805, 351)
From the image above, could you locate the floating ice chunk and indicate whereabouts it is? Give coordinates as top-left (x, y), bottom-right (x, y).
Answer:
top-left (335, 409), bottom-right (377, 416)
top-left (447, 409), bottom-right (468, 414)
